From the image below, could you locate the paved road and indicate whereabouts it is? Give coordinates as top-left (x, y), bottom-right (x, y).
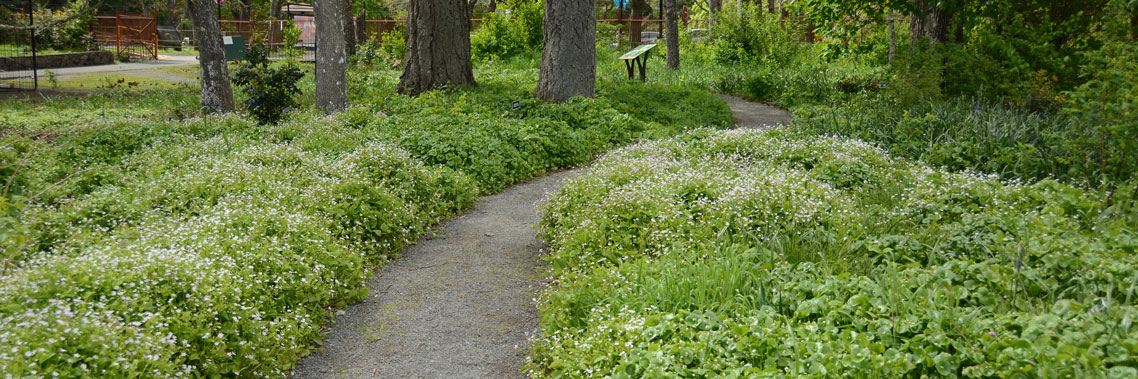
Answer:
top-left (7, 54), bottom-right (198, 79)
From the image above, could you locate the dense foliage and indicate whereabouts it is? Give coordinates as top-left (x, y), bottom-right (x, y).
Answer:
top-left (0, 63), bottom-right (731, 376)
top-left (470, 0), bottom-right (544, 61)
top-left (533, 128), bottom-right (1138, 377)
top-left (232, 43), bottom-right (306, 125)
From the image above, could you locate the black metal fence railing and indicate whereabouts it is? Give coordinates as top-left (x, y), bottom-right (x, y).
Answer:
top-left (0, 4), bottom-right (38, 90)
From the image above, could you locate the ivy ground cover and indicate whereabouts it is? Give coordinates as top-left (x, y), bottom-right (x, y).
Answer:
top-left (533, 128), bottom-right (1138, 377)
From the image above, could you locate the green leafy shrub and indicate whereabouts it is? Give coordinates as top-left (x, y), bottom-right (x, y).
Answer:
top-left (533, 128), bottom-right (1138, 377)
top-left (1062, 38), bottom-right (1138, 185)
top-left (232, 43), bottom-right (305, 124)
top-left (710, 3), bottom-right (802, 65)
top-left (470, 0), bottom-right (544, 61)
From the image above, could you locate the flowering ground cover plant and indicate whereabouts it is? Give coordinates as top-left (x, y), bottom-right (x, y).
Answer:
top-left (532, 128), bottom-right (1138, 377)
top-left (0, 67), bottom-right (731, 376)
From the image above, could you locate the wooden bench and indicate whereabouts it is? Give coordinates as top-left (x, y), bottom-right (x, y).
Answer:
top-left (619, 43), bottom-right (656, 82)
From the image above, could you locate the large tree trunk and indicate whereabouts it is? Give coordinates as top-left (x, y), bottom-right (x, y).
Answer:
top-left (343, 0), bottom-right (356, 56)
top-left (186, 0), bottom-right (234, 113)
top-left (664, 0), bottom-right (678, 70)
top-left (398, 0), bottom-right (476, 96)
top-left (535, 0), bottom-right (595, 102)
top-left (315, 0), bottom-right (348, 112)
top-left (910, 0), bottom-right (949, 43)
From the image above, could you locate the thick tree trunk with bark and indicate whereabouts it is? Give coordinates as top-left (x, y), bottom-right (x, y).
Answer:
top-left (315, 0), bottom-right (348, 112)
top-left (186, 0), bottom-right (234, 113)
top-left (664, 0), bottom-right (679, 70)
top-left (343, 0), bottom-right (356, 56)
top-left (535, 0), bottom-right (595, 102)
top-left (910, 0), bottom-right (949, 43)
top-left (398, 0), bottom-right (476, 96)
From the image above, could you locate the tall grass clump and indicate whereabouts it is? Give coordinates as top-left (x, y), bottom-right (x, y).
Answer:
top-left (532, 128), bottom-right (1138, 377)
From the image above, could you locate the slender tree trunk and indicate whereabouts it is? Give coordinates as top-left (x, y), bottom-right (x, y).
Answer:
top-left (398, 0), bottom-right (476, 96)
top-left (888, 18), bottom-right (896, 63)
top-left (356, 9), bottom-right (367, 45)
top-left (910, 0), bottom-right (949, 43)
top-left (165, 0), bottom-right (181, 25)
top-left (186, 0), bottom-right (234, 113)
top-left (709, 0), bottom-right (721, 13)
top-left (342, 0), bottom-right (356, 56)
top-left (467, 0), bottom-right (480, 21)
top-left (629, 0), bottom-right (650, 44)
top-left (269, 0), bottom-right (284, 45)
top-left (767, 0), bottom-right (776, 14)
top-left (664, 0), bottom-right (678, 70)
top-left (315, 0), bottom-right (348, 112)
top-left (535, 0), bottom-right (595, 102)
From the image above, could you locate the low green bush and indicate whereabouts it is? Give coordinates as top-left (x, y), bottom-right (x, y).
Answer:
top-left (532, 128), bottom-right (1138, 377)
top-left (796, 97), bottom-right (1086, 184)
top-left (232, 43), bottom-right (306, 125)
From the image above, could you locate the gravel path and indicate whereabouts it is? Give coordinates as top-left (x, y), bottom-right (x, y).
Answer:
top-left (292, 170), bottom-right (577, 379)
top-left (715, 93), bottom-right (794, 128)
top-left (290, 95), bottom-right (792, 379)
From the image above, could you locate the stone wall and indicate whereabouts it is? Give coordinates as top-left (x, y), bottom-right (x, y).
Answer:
top-left (0, 51), bottom-right (115, 71)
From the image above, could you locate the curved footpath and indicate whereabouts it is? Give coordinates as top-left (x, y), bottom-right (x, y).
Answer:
top-left (290, 97), bottom-right (792, 378)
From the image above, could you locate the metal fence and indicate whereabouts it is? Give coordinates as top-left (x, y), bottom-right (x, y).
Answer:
top-left (92, 14), bottom-right (158, 60)
top-left (0, 5), bottom-right (38, 90)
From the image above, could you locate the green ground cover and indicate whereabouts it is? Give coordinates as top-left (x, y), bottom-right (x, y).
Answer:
top-left (0, 60), bottom-right (731, 376)
top-left (533, 128), bottom-right (1138, 377)
top-left (526, 3), bottom-right (1138, 377)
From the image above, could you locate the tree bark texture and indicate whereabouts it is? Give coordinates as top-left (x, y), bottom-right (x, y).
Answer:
top-left (535, 0), bottom-right (596, 102)
top-left (768, 0), bottom-right (776, 14)
top-left (710, 0), bottom-right (721, 13)
top-left (356, 9), bottom-right (368, 45)
top-left (910, 0), bottom-right (949, 43)
top-left (664, 0), bottom-right (679, 70)
top-left (268, 0), bottom-right (284, 44)
top-left (186, 0), bottom-right (234, 113)
top-left (315, 0), bottom-right (348, 112)
top-left (629, 0), bottom-right (650, 44)
top-left (398, 0), bottom-right (476, 96)
top-left (343, 0), bottom-right (356, 56)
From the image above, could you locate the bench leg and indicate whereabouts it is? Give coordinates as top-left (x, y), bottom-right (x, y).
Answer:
top-left (638, 57), bottom-right (647, 82)
top-left (625, 60), bottom-right (634, 80)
